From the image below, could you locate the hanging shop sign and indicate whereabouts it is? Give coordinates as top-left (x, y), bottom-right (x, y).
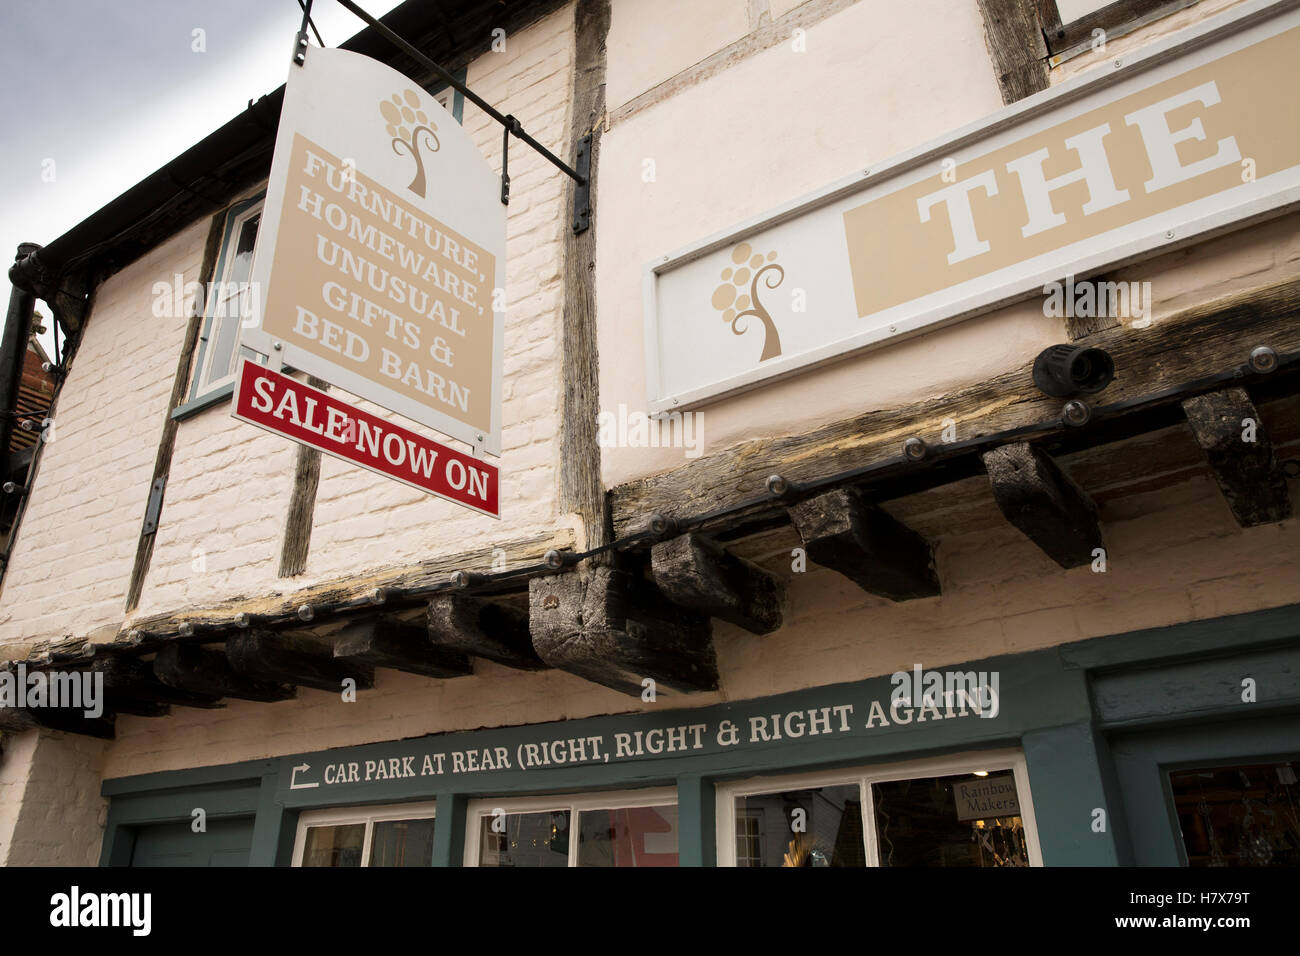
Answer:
top-left (645, 0), bottom-right (1300, 412)
top-left (232, 359), bottom-right (498, 516)
top-left (239, 46), bottom-right (505, 457)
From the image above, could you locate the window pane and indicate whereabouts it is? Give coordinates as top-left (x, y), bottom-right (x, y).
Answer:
top-left (301, 823), bottom-right (364, 867)
top-left (577, 805), bottom-right (679, 867)
top-left (734, 785), bottom-right (865, 866)
top-left (202, 213), bottom-right (259, 390)
top-left (477, 810), bottom-right (570, 867)
top-left (205, 312), bottom-right (244, 384)
top-left (871, 772), bottom-right (1029, 867)
top-left (1170, 761), bottom-right (1300, 867)
top-left (227, 215), bottom-right (260, 288)
top-left (369, 817), bottom-right (436, 867)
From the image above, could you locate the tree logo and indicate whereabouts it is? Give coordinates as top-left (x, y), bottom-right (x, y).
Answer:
top-left (380, 90), bottom-right (440, 198)
top-left (711, 242), bottom-right (784, 362)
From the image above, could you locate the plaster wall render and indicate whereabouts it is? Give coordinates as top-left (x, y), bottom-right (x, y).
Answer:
top-left (595, 0), bottom-right (1300, 488)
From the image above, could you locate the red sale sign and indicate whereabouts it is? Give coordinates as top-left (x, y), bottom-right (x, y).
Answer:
top-left (232, 359), bottom-right (499, 517)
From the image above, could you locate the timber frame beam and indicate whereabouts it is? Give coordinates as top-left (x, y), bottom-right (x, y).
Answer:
top-left (4, 278), bottom-right (1299, 736)
top-left (227, 629), bottom-right (374, 693)
top-left (976, 0), bottom-right (1051, 105)
top-left (982, 442), bottom-right (1103, 568)
top-left (124, 211), bottom-right (226, 612)
top-left (788, 488), bottom-right (940, 601)
top-left (609, 277), bottom-right (1300, 547)
top-left (427, 593), bottom-right (547, 671)
top-left (154, 642), bottom-right (296, 703)
top-left (650, 532), bottom-right (784, 635)
top-left (334, 617), bottom-right (473, 680)
top-left (528, 565), bottom-right (717, 697)
top-left (1182, 387), bottom-right (1293, 527)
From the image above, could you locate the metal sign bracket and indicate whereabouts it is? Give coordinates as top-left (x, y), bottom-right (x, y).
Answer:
top-left (572, 134), bottom-right (592, 234)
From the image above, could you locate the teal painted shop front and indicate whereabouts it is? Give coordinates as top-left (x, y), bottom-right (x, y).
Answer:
top-left (98, 603), bottom-right (1300, 867)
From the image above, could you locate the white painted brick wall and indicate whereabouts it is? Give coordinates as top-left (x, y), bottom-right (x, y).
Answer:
top-left (1, 729), bottom-right (108, 866)
top-left (0, 729), bottom-right (39, 863)
top-left (0, 6), bottom-right (578, 643)
top-left (135, 4), bottom-right (578, 608)
top-left (0, 218), bottom-right (209, 645)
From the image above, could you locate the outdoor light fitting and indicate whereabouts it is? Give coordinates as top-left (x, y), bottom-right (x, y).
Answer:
top-left (1032, 345), bottom-right (1116, 398)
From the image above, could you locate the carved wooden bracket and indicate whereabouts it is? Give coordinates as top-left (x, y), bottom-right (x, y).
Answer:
top-left (528, 566), bottom-right (717, 696)
top-left (427, 595), bottom-right (547, 671)
top-left (154, 642), bottom-right (296, 702)
top-left (1182, 387), bottom-right (1292, 527)
top-left (788, 486), bottom-right (940, 600)
top-left (650, 533), bottom-right (783, 635)
top-left (334, 617), bottom-right (473, 680)
top-left (982, 442), bottom-right (1103, 568)
top-left (227, 629), bottom-right (374, 693)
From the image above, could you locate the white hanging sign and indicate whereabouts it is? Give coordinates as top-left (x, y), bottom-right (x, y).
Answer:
top-left (240, 46), bottom-right (506, 457)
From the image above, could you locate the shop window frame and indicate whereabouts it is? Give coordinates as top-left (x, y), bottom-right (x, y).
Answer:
top-left (734, 808), bottom-right (765, 867)
top-left (714, 749), bottom-right (1043, 867)
top-left (1111, 713), bottom-right (1300, 865)
top-left (463, 787), bottom-right (679, 867)
top-left (291, 799), bottom-right (438, 867)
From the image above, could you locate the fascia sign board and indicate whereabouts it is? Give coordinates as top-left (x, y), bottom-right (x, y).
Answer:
top-left (645, 0), bottom-right (1300, 412)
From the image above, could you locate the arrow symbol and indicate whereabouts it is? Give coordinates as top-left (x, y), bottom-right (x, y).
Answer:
top-left (290, 763), bottom-right (319, 789)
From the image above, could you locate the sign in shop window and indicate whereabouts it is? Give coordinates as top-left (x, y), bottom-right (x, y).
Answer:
top-left (716, 751), bottom-right (1040, 867)
top-left (465, 790), bottom-right (679, 868)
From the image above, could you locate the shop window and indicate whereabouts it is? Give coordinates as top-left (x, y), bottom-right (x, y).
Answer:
top-left (465, 789), bottom-right (679, 867)
top-left (292, 801), bottom-right (437, 867)
top-left (174, 196), bottom-right (264, 418)
top-left (734, 784), bottom-right (865, 867)
top-left (1170, 760), bottom-right (1300, 867)
top-left (735, 810), bottom-right (764, 867)
top-left (715, 750), bottom-right (1041, 867)
top-left (872, 775), bottom-right (1030, 866)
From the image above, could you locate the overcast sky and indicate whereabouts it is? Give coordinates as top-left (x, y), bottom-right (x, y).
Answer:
top-left (0, 0), bottom-right (404, 357)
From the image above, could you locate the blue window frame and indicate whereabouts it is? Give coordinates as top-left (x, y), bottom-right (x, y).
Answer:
top-left (426, 69), bottom-right (466, 124)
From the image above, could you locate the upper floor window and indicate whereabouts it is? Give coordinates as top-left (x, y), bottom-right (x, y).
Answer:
top-left (426, 70), bottom-right (465, 124)
top-left (176, 195), bottom-right (262, 417)
top-left (1042, 0), bottom-right (1200, 63)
